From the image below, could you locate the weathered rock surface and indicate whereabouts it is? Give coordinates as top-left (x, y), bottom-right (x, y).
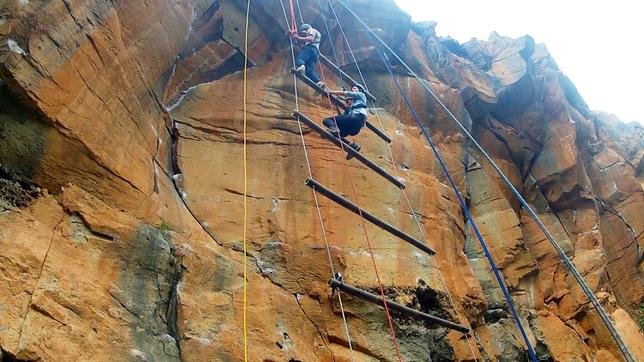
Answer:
top-left (1, 0), bottom-right (642, 361)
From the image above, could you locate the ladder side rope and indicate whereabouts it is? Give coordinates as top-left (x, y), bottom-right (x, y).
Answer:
top-left (242, 0), bottom-right (251, 360)
top-left (326, 0), bottom-right (368, 94)
top-left (315, 0), bottom-right (345, 89)
top-left (317, 60), bottom-right (404, 362)
top-left (322, 2), bottom-right (480, 359)
top-left (295, 0), bottom-right (305, 24)
top-left (318, 2), bottom-right (461, 357)
top-left (379, 48), bottom-right (539, 362)
top-left (277, 0), bottom-right (356, 359)
top-left (297, 9), bottom-right (404, 360)
top-left (335, 2), bottom-right (636, 361)
top-left (287, 0), bottom-right (297, 31)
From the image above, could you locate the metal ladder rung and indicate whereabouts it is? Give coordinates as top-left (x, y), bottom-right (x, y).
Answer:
top-left (306, 177), bottom-right (434, 255)
top-left (293, 111), bottom-right (405, 189)
top-left (329, 278), bottom-right (469, 333)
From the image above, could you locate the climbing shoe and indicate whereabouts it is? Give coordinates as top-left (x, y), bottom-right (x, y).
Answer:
top-left (316, 81), bottom-right (327, 90)
top-left (295, 65), bottom-right (305, 73)
top-left (345, 142), bottom-right (361, 160)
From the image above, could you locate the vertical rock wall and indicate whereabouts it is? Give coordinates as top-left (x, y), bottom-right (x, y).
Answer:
top-left (1, 0), bottom-right (642, 361)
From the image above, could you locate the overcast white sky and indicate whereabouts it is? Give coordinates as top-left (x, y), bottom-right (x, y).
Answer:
top-left (394, 0), bottom-right (642, 124)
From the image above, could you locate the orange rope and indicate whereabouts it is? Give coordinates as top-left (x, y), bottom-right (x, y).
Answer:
top-left (288, 0), bottom-right (297, 31)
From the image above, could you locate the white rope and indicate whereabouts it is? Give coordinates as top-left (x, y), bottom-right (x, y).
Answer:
top-left (326, 1), bottom-right (479, 359)
top-left (294, 0), bottom-right (305, 24)
top-left (278, 1), bottom-right (355, 359)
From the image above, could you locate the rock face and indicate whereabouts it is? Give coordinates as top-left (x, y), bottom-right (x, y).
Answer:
top-left (1, 0), bottom-right (643, 361)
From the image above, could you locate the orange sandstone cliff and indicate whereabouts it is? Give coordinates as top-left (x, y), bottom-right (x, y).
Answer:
top-left (1, 0), bottom-right (643, 361)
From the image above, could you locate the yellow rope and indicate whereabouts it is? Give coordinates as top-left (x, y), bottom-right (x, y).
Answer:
top-left (242, 0), bottom-right (251, 360)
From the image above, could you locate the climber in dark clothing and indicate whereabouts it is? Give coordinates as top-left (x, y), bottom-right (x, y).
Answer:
top-left (322, 85), bottom-right (368, 158)
top-left (290, 23), bottom-right (326, 89)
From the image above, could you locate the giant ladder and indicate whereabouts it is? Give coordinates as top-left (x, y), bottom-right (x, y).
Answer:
top-left (290, 54), bottom-right (469, 334)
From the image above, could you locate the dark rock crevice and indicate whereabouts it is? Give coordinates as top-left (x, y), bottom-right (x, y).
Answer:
top-left (327, 334), bottom-right (385, 360)
top-left (0, 84), bottom-right (46, 182)
top-left (0, 348), bottom-right (31, 362)
top-left (17, 216), bottom-right (65, 340)
top-left (174, 118), bottom-right (305, 144)
top-left (165, 112), bottom-right (224, 249)
top-left (114, 225), bottom-right (184, 361)
top-left (165, 246), bottom-right (186, 357)
top-left (0, 164), bottom-right (41, 208)
top-left (293, 295), bottom-right (335, 361)
top-left (599, 200), bottom-right (638, 241)
top-left (362, 281), bottom-right (456, 361)
top-left (0, 77), bottom-right (149, 210)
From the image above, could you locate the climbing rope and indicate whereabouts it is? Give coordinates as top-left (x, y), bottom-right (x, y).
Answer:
top-left (242, 1), bottom-right (251, 360)
top-left (335, 2), bottom-right (636, 361)
top-left (294, 0), bottom-right (305, 24)
top-left (378, 47), bottom-right (538, 361)
top-left (315, 0), bottom-right (345, 89)
top-left (287, 0), bottom-right (297, 31)
top-left (321, 1), bottom-right (480, 359)
top-left (278, 0), bottom-right (355, 360)
top-left (325, 1), bottom-right (368, 95)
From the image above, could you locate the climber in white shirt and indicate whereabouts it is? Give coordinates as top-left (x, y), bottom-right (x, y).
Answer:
top-left (290, 23), bottom-right (326, 89)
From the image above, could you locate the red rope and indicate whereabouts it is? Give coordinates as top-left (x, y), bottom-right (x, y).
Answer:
top-left (288, 0), bottom-right (297, 31)
top-left (317, 64), bottom-right (404, 362)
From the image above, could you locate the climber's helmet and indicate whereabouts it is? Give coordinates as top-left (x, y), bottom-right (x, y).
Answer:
top-left (352, 84), bottom-right (365, 93)
top-left (300, 23), bottom-right (312, 31)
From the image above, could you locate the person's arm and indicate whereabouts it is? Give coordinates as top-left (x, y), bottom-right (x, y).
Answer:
top-left (343, 91), bottom-right (363, 99)
top-left (328, 90), bottom-right (361, 96)
top-left (290, 30), bottom-right (314, 42)
top-left (291, 34), bottom-right (314, 42)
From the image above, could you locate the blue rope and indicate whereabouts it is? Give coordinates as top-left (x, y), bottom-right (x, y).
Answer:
top-left (314, 0), bottom-right (346, 89)
top-left (377, 48), bottom-right (538, 362)
top-left (335, 1), bottom-right (635, 361)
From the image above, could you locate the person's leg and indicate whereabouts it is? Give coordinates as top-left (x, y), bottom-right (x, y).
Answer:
top-left (322, 117), bottom-right (335, 128)
top-left (322, 114), bottom-right (362, 159)
top-left (339, 114), bottom-right (365, 137)
top-left (324, 114), bottom-right (363, 137)
top-left (295, 46), bottom-right (312, 69)
top-left (343, 114), bottom-right (365, 159)
top-left (350, 114), bottom-right (367, 136)
top-left (333, 114), bottom-right (356, 138)
top-left (328, 114), bottom-right (362, 159)
top-left (305, 48), bottom-right (321, 83)
top-left (295, 52), bottom-right (305, 68)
